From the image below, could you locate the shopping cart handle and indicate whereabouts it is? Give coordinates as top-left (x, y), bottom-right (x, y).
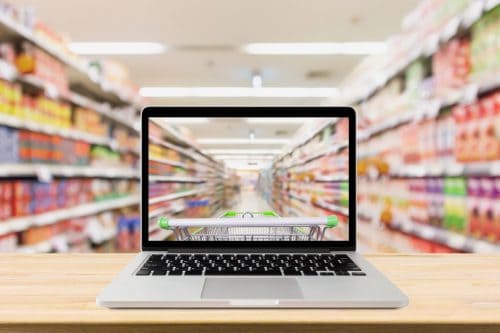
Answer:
top-left (158, 215), bottom-right (339, 229)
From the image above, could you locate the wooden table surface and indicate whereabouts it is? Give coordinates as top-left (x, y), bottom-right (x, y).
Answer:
top-left (0, 254), bottom-right (499, 333)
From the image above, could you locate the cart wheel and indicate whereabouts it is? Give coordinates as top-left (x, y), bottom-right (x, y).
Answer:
top-left (241, 211), bottom-right (254, 218)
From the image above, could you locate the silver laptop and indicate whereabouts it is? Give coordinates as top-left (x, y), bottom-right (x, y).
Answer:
top-left (97, 107), bottom-right (408, 308)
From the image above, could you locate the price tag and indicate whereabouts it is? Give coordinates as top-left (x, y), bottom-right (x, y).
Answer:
top-left (36, 166), bottom-right (53, 183)
top-left (446, 234), bottom-right (467, 250)
top-left (490, 161), bottom-right (500, 176)
top-left (44, 83), bottom-right (59, 99)
top-left (424, 33), bottom-right (439, 56)
top-left (0, 60), bottom-right (17, 81)
top-left (109, 140), bottom-right (119, 151)
top-left (52, 235), bottom-right (69, 253)
top-left (445, 163), bottom-right (464, 176)
top-left (461, 84), bottom-right (479, 104)
top-left (486, 0), bottom-right (500, 10)
top-left (426, 99), bottom-right (442, 118)
top-left (462, 1), bottom-right (484, 27)
top-left (440, 17), bottom-right (460, 43)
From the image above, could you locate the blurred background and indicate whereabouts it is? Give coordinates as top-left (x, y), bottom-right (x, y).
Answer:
top-left (0, 0), bottom-right (499, 253)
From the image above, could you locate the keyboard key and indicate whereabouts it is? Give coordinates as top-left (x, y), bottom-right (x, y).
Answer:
top-left (137, 253), bottom-right (362, 277)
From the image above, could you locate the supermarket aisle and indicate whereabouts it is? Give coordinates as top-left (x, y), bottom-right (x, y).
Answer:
top-left (224, 189), bottom-right (273, 214)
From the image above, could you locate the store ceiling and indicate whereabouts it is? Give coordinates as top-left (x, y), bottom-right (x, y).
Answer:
top-left (17, 0), bottom-right (419, 106)
top-left (170, 117), bottom-right (309, 169)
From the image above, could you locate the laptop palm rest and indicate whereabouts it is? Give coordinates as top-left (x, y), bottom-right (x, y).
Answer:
top-left (201, 278), bottom-right (304, 299)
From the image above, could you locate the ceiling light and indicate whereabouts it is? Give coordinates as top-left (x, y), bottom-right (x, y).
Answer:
top-left (161, 118), bottom-right (210, 124)
top-left (68, 42), bottom-right (166, 55)
top-left (249, 130), bottom-right (256, 140)
top-left (223, 160), bottom-right (270, 170)
top-left (198, 138), bottom-right (289, 144)
top-left (139, 87), bottom-right (337, 98)
top-left (206, 149), bottom-right (282, 155)
top-left (246, 118), bottom-right (312, 124)
top-left (252, 73), bottom-right (262, 88)
top-left (242, 42), bottom-right (387, 55)
top-left (213, 155), bottom-right (274, 160)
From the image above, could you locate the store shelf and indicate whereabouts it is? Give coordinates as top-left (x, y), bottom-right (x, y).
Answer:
top-left (148, 227), bottom-right (173, 240)
top-left (148, 189), bottom-right (206, 205)
top-left (0, 164), bottom-right (138, 179)
top-left (148, 175), bottom-right (206, 183)
top-left (149, 206), bottom-right (186, 219)
top-left (387, 162), bottom-right (500, 178)
top-left (288, 192), bottom-right (349, 216)
top-left (150, 118), bottom-right (220, 165)
top-left (0, 13), bottom-right (140, 108)
top-left (90, 228), bottom-right (117, 245)
top-left (0, 113), bottom-right (139, 155)
top-left (0, 60), bottom-right (139, 132)
top-left (357, 76), bottom-right (500, 142)
top-left (313, 201), bottom-right (349, 216)
top-left (17, 239), bottom-right (53, 254)
top-left (0, 195), bottom-right (139, 236)
top-left (343, 0), bottom-right (494, 105)
top-left (277, 118), bottom-right (338, 161)
top-left (356, 220), bottom-right (419, 253)
top-left (314, 175), bottom-right (349, 182)
top-left (391, 219), bottom-right (500, 254)
top-left (149, 135), bottom-right (214, 168)
top-left (149, 157), bottom-right (196, 170)
top-left (283, 141), bottom-right (348, 169)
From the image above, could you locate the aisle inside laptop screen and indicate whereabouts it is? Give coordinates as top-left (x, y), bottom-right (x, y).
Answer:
top-left (148, 117), bottom-right (349, 241)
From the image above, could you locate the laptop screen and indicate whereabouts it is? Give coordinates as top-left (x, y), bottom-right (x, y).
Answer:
top-left (147, 116), bottom-right (351, 243)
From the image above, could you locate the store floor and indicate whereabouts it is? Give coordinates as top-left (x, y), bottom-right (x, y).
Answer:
top-left (217, 189), bottom-right (273, 216)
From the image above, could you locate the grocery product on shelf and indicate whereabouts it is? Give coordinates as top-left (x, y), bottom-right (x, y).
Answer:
top-left (15, 41), bottom-right (69, 96)
top-left (146, 119), bottom-right (227, 242)
top-left (268, 119), bottom-right (350, 242)
top-left (0, 178), bottom-right (137, 221)
top-left (74, 107), bottom-right (108, 137)
top-left (0, 79), bottom-right (21, 114)
top-left (332, 2), bottom-right (500, 253)
top-left (0, 1), bottom-right (145, 253)
top-left (470, 4), bottom-right (500, 79)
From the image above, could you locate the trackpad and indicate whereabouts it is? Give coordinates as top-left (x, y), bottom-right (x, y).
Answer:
top-left (202, 278), bottom-right (303, 299)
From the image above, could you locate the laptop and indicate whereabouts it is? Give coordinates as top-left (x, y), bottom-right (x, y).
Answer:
top-left (97, 106), bottom-right (409, 308)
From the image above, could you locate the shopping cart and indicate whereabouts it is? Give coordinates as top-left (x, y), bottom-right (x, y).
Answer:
top-left (157, 211), bottom-right (338, 241)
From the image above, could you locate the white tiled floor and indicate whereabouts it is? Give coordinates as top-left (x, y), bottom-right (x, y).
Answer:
top-left (224, 189), bottom-right (274, 213)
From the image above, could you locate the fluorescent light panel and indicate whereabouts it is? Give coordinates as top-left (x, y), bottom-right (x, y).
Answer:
top-left (223, 160), bottom-right (270, 170)
top-left (242, 42), bottom-right (387, 55)
top-left (69, 42), bottom-right (166, 55)
top-left (206, 149), bottom-right (282, 155)
top-left (214, 155), bottom-right (274, 160)
top-left (252, 74), bottom-right (262, 88)
top-left (198, 138), bottom-right (289, 144)
top-left (139, 87), bottom-right (337, 98)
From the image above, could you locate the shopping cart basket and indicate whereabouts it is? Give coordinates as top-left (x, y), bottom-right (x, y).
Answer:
top-left (158, 211), bottom-right (338, 241)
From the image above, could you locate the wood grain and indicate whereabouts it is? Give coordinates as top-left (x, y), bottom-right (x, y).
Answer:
top-left (0, 254), bottom-right (498, 333)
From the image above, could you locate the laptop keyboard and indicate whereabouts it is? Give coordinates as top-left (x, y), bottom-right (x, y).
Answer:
top-left (136, 254), bottom-right (365, 276)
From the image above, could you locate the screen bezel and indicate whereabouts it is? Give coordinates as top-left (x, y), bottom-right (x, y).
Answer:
top-left (141, 106), bottom-right (356, 251)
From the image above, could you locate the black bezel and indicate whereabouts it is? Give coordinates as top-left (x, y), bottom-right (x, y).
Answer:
top-left (141, 106), bottom-right (356, 252)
